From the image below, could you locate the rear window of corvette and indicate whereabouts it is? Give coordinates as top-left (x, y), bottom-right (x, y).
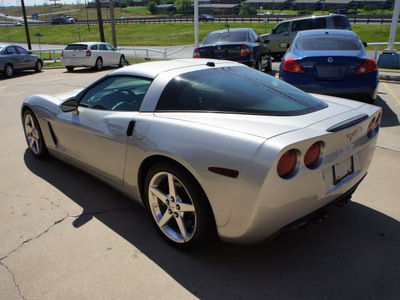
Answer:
top-left (156, 66), bottom-right (327, 116)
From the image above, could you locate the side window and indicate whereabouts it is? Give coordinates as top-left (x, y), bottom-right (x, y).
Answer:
top-left (4, 46), bottom-right (18, 54)
top-left (310, 18), bottom-right (326, 29)
top-left (79, 76), bottom-right (152, 112)
top-left (105, 44), bottom-right (114, 51)
top-left (16, 46), bottom-right (29, 54)
top-left (251, 30), bottom-right (259, 42)
top-left (333, 15), bottom-right (351, 29)
top-left (91, 45), bottom-right (98, 50)
top-left (275, 23), bottom-right (289, 34)
top-left (292, 20), bottom-right (309, 32)
top-left (99, 44), bottom-right (107, 51)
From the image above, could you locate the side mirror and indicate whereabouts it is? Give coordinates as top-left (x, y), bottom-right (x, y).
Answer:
top-left (363, 42), bottom-right (367, 47)
top-left (28, 51), bottom-right (32, 54)
top-left (271, 28), bottom-right (276, 34)
top-left (279, 42), bottom-right (290, 49)
top-left (60, 98), bottom-right (79, 113)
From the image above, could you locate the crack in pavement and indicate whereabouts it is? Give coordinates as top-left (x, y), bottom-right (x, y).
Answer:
top-left (377, 145), bottom-right (400, 154)
top-left (0, 261), bottom-right (26, 300)
top-left (0, 207), bottom-right (140, 299)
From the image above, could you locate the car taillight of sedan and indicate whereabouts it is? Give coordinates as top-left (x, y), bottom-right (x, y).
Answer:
top-left (193, 48), bottom-right (200, 58)
top-left (283, 57), bottom-right (305, 74)
top-left (240, 45), bottom-right (251, 57)
top-left (355, 58), bottom-right (377, 75)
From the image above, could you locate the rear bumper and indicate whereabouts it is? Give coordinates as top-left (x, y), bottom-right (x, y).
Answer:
top-left (61, 57), bottom-right (95, 67)
top-left (281, 72), bottom-right (379, 101)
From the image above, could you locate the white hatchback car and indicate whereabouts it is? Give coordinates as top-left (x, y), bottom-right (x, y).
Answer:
top-left (61, 42), bottom-right (125, 72)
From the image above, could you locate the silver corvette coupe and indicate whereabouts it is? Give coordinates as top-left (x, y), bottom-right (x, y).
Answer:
top-left (22, 59), bottom-right (381, 249)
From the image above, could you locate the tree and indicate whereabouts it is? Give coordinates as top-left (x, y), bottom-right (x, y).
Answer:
top-left (239, 4), bottom-right (257, 15)
top-left (147, 1), bottom-right (157, 14)
top-left (175, 0), bottom-right (192, 15)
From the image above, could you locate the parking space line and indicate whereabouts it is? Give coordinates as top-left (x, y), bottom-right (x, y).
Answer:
top-left (382, 82), bottom-right (400, 106)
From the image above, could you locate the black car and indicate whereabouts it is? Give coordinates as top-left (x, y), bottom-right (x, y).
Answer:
top-left (199, 14), bottom-right (215, 22)
top-left (0, 44), bottom-right (43, 78)
top-left (193, 28), bottom-right (271, 72)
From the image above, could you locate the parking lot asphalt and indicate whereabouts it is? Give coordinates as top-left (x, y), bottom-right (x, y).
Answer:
top-left (1, 65), bottom-right (400, 299)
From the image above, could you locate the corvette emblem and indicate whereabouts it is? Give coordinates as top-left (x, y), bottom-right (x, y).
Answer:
top-left (327, 57), bottom-right (334, 63)
top-left (347, 127), bottom-right (361, 140)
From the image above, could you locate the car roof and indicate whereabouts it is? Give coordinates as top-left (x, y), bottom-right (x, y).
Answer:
top-left (296, 29), bottom-right (358, 38)
top-left (67, 42), bottom-right (108, 46)
top-left (110, 59), bottom-right (242, 79)
top-left (207, 28), bottom-right (252, 35)
top-left (285, 14), bottom-right (345, 22)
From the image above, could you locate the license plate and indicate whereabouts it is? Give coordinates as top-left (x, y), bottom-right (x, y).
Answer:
top-left (317, 66), bottom-right (344, 79)
top-left (333, 156), bottom-right (354, 185)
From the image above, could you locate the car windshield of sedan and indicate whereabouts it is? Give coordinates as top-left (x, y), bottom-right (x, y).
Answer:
top-left (295, 35), bottom-right (362, 51)
top-left (156, 66), bottom-right (327, 116)
top-left (203, 31), bottom-right (248, 44)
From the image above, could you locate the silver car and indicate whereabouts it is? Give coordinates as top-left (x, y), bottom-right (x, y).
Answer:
top-left (61, 42), bottom-right (125, 72)
top-left (21, 59), bottom-right (381, 249)
top-left (0, 44), bottom-right (43, 78)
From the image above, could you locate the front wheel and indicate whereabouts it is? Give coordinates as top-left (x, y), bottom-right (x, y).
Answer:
top-left (118, 55), bottom-right (125, 68)
top-left (94, 58), bottom-right (103, 71)
top-left (35, 60), bottom-right (43, 72)
top-left (23, 109), bottom-right (48, 158)
top-left (144, 163), bottom-right (215, 250)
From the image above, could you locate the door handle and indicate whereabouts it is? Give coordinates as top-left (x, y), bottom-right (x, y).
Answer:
top-left (126, 120), bottom-right (136, 137)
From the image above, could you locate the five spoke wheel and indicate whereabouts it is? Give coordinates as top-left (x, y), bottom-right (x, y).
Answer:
top-left (23, 110), bottom-right (47, 158)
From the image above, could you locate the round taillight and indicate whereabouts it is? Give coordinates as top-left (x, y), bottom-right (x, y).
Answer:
top-left (277, 149), bottom-right (297, 178)
top-left (304, 142), bottom-right (321, 169)
top-left (367, 117), bottom-right (376, 139)
top-left (193, 48), bottom-right (200, 58)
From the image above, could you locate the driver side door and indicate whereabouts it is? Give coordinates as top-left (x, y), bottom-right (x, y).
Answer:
top-left (52, 75), bottom-right (153, 186)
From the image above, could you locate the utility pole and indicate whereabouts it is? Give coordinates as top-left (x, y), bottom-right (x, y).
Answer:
top-left (96, 0), bottom-right (105, 42)
top-left (20, 0), bottom-right (31, 50)
top-left (109, 0), bottom-right (117, 48)
top-left (194, 0), bottom-right (199, 47)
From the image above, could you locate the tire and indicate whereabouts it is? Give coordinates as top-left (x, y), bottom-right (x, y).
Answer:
top-left (23, 109), bottom-right (48, 159)
top-left (265, 57), bottom-right (272, 72)
top-left (256, 56), bottom-right (262, 72)
top-left (4, 63), bottom-right (13, 78)
top-left (66, 66), bottom-right (74, 72)
top-left (35, 60), bottom-right (43, 72)
top-left (144, 162), bottom-right (215, 250)
top-left (118, 55), bottom-right (125, 68)
top-left (94, 58), bottom-right (103, 71)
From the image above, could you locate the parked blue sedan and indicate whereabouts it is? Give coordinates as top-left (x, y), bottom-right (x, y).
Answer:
top-left (279, 30), bottom-right (378, 103)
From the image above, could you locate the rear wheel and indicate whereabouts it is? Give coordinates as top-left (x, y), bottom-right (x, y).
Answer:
top-left (144, 163), bottom-right (215, 250)
top-left (94, 58), bottom-right (103, 71)
top-left (66, 66), bottom-right (74, 72)
top-left (23, 109), bottom-right (48, 158)
top-left (4, 63), bottom-right (13, 77)
top-left (35, 60), bottom-right (43, 72)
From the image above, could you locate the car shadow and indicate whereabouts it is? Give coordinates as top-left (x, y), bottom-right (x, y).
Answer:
top-left (23, 150), bottom-right (400, 299)
top-left (62, 66), bottom-right (119, 74)
top-left (0, 70), bottom-right (41, 80)
top-left (374, 95), bottom-right (400, 127)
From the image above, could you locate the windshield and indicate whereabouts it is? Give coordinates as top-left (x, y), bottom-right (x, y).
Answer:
top-left (156, 66), bottom-right (327, 116)
top-left (202, 31), bottom-right (248, 45)
top-left (295, 35), bottom-right (362, 51)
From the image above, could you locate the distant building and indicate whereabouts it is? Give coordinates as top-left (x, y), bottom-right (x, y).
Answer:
top-left (87, 0), bottom-right (122, 8)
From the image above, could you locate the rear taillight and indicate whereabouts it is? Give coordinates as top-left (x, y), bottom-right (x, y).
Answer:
top-left (277, 149), bottom-right (297, 178)
top-left (355, 58), bottom-right (377, 74)
top-left (193, 48), bottom-right (200, 58)
top-left (304, 142), bottom-right (321, 169)
top-left (240, 45), bottom-right (251, 57)
top-left (367, 117), bottom-right (376, 139)
top-left (283, 57), bottom-right (305, 74)
top-left (86, 50), bottom-right (92, 57)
